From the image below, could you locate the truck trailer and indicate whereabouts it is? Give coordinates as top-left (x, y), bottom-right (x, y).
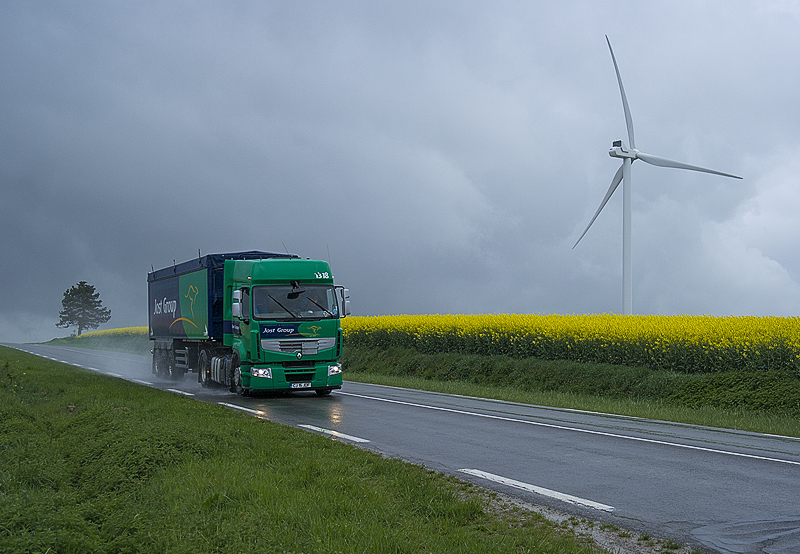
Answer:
top-left (147, 251), bottom-right (350, 396)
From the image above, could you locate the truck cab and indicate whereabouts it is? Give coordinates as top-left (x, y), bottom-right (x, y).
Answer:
top-left (225, 258), bottom-right (350, 396)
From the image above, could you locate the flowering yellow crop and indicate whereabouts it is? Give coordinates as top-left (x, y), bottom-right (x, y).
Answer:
top-left (78, 327), bottom-right (148, 339)
top-left (342, 314), bottom-right (800, 374)
top-left (84, 318), bottom-right (800, 374)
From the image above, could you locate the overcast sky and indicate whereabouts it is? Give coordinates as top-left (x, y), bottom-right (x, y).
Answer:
top-left (2, 1), bottom-right (800, 342)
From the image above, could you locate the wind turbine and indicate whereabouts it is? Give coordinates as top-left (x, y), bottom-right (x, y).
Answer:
top-left (573, 36), bottom-right (742, 315)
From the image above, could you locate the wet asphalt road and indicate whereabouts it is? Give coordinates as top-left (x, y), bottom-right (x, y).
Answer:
top-left (6, 343), bottom-right (800, 553)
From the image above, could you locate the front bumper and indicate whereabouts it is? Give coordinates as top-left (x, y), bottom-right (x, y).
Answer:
top-left (242, 362), bottom-right (343, 391)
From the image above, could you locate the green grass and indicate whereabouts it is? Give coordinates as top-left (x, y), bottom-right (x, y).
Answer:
top-left (341, 346), bottom-right (800, 437)
top-left (0, 346), bottom-right (607, 554)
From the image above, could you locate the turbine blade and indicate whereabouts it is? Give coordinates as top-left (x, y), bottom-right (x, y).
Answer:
top-left (573, 164), bottom-right (625, 249)
top-left (636, 151), bottom-right (742, 179)
top-left (606, 36), bottom-right (635, 150)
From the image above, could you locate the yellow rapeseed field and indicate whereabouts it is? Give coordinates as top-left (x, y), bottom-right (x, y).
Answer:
top-left (84, 316), bottom-right (800, 374)
top-left (341, 314), bottom-right (800, 374)
top-left (78, 327), bottom-right (148, 339)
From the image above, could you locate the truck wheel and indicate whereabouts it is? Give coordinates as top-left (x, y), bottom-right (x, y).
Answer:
top-left (198, 350), bottom-right (210, 387)
top-left (315, 388), bottom-right (332, 397)
top-left (228, 353), bottom-right (241, 394)
top-left (233, 366), bottom-right (247, 396)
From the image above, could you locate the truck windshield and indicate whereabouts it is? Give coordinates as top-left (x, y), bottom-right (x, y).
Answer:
top-left (252, 285), bottom-right (338, 320)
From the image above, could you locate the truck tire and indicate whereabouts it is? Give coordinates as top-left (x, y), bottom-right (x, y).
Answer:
top-left (229, 352), bottom-right (242, 394)
top-left (315, 388), bottom-right (332, 397)
top-left (233, 367), bottom-right (247, 396)
top-left (198, 350), bottom-right (210, 387)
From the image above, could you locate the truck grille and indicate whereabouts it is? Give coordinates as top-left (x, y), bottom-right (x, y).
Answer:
top-left (261, 337), bottom-right (335, 355)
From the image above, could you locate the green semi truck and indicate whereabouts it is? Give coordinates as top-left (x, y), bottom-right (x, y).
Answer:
top-left (147, 251), bottom-right (350, 396)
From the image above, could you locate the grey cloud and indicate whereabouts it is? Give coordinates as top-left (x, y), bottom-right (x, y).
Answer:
top-left (2, 1), bottom-right (800, 343)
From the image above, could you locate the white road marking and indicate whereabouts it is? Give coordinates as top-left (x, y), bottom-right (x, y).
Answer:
top-left (131, 379), bottom-right (153, 385)
top-left (218, 402), bottom-right (266, 417)
top-left (339, 391), bottom-right (800, 467)
top-left (166, 388), bottom-right (194, 396)
top-left (104, 372), bottom-right (122, 377)
top-left (298, 424), bottom-right (370, 443)
top-left (459, 469), bottom-right (615, 512)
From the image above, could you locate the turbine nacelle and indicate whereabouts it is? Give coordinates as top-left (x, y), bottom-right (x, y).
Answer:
top-left (609, 141), bottom-right (637, 160)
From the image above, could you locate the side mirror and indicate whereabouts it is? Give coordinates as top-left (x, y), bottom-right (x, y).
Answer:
top-left (232, 289), bottom-right (242, 319)
top-left (336, 287), bottom-right (351, 317)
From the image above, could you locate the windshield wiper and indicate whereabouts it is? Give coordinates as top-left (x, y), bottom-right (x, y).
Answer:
top-left (268, 294), bottom-right (297, 318)
top-left (306, 297), bottom-right (333, 317)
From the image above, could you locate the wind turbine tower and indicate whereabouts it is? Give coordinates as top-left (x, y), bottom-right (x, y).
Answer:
top-left (574, 36), bottom-right (742, 315)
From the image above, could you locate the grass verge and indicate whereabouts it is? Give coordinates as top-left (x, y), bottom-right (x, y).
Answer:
top-left (0, 346), bottom-right (607, 554)
top-left (341, 346), bottom-right (800, 437)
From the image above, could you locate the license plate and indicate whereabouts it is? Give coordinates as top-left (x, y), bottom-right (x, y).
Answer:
top-left (290, 382), bottom-right (312, 389)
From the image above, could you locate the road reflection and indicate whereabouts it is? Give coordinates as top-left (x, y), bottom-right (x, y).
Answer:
top-left (241, 390), bottom-right (348, 429)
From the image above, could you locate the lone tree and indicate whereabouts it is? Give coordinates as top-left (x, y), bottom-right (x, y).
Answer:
top-left (56, 281), bottom-right (111, 336)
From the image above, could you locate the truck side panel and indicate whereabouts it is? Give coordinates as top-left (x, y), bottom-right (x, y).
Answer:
top-left (148, 268), bottom-right (209, 340)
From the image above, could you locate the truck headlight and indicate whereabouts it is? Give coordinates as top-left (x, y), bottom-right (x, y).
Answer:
top-left (327, 363), bottom-right (342, 376)
top-left (251, 367), bottom-right (272, 379)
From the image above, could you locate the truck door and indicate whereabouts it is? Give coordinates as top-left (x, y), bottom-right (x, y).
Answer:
top-left (240, 287), bottom-right (253, 358)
